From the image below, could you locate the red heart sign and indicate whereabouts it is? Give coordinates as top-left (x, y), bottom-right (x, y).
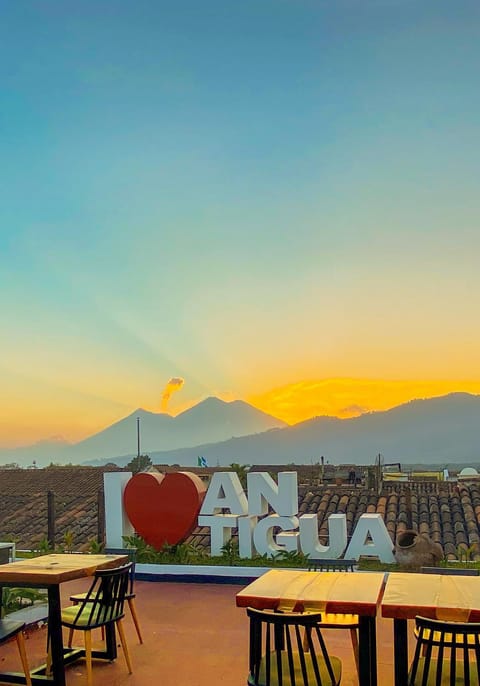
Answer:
top-left (123, 471), bottom-right (206, 550)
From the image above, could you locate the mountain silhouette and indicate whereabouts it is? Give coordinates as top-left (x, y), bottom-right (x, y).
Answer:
top-left (0, 397), bottom-right (287, 467)
top-left (2, 393), bottom-right (480, 469)
top-left (138, 392), bottom-right (480, 468)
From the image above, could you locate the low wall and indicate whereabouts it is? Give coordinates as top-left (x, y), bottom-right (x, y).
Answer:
top-left (135, 563), bottom-right (296, 584)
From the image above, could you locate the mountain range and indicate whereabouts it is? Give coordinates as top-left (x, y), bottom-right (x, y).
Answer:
top-left (0, 397), bottom-right (286, 467)
top-left (1, 392), bottom-right (479, 469)
top-left (118, 392), bottom-right (480, 468)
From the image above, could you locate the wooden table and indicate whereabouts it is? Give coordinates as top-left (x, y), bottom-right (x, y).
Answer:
top-left (0, 553), bottom-right (128, 686)
top-left (236, 569), bottom-right (386, 686)
top-left (381, 571), bottom-right (480, 686)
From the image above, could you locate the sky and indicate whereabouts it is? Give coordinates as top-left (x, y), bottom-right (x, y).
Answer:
top-left (1, 0), bottom-right (480, 448)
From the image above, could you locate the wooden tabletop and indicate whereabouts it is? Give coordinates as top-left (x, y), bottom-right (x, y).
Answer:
top-left (0, 553), bottom-right (128, 585)
top-left (236, 569), bottom-right (386, 616)
top-left (381, 572), bottom-right (480, 622)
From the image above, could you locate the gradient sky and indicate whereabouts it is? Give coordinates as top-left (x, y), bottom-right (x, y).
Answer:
top-left (1, 1), bottom-right (480, 447)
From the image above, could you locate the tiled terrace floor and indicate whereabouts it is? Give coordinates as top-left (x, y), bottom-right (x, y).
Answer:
top-left (1, 578), bottom-right (416, 686)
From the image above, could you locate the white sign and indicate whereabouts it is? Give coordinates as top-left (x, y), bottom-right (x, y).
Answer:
top-left (199, 471), bottom-right (395, 562)
top-left (104, 470), bottom-right (395, 563)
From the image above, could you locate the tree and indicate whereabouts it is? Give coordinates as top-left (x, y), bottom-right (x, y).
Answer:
top-left (126, 454), bottom-right (153, 475)
top-left (229, 463), bottom-right (250, 489)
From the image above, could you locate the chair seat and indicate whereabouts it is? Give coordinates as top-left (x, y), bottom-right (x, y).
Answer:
top-left (248, 650), bottom-right (342, 686)
top-left (320, 613), bottom-right (359, 629)
top-left (61, 604), bottom-right (124, 629)
top-left (409, 657), bottom-right (479, 685)
top-left (0, 619), bottom-right (25, 643)
top-left (70, 591), bottom-right (135, 602)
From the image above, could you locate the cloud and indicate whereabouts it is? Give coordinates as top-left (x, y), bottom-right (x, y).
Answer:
top-left (161, 377), bottom-right (185, 411)
top-left (337, 404), bottom-right (369, 417)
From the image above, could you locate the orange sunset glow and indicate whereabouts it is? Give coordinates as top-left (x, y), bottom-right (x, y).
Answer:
top-left (248, 380), bottom-right (480, 425)
top-left (2, 2), bottom-right (480, 456)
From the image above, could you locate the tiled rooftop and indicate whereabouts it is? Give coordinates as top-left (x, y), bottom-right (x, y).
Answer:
top-left (2, 466), bottom-right (480, 560)
top-left (0, 467), bottom-right (121, 551)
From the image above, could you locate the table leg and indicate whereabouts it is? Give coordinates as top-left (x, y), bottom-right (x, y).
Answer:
top-left (393, 618), bottom-right (408, 686)
top-left (47, 586), bottom-right (66, 686)
top-left (358, 616), bottom-right (377, 686)
top-left (103, 621), bottom-right (118, 661)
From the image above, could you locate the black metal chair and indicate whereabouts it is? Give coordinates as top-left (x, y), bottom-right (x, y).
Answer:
top-left (409, 615), bottom-right (480, 685)
top-left (421, 566), bottom-right (480, 577)
top-left (306, 559), bottom-right (359, 677)
top-left (69, 547), bottom-right (143, 643)
top-left (60, 563), bottom-right (133, 686)
top-left (0, 619), bottom-right (31, 686)
top-left (416, 567), bottom-right (480, 653)
top-left (308, 559), bottom-right (356, 573)
top-left (247, 607), bottom-right (342, 686)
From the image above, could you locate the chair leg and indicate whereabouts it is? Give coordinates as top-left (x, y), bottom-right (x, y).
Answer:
top-left (116, 618), bottom-right (133, 674)
top-left (302, 627), bottom-right (311, 653)
top-left (15, 632), bottom-right (32, 686)
top-left (84, 630), bottom-right (93, 686)
top-left (350, 627), bottom-right (360, 680)
top-left (68, 627), bottom-right (75, 648)
top-left (128, 597), bottom-right (143, 644)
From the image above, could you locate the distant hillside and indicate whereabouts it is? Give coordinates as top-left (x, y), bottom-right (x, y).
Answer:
top-left (136, 392), bottom-right (480, 468)
top-left (0, 397), bottom-right (287, 467)
top-left (0, 437), bottom-right (71, 468)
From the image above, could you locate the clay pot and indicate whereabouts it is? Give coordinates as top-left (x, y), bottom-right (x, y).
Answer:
top-left (395, 529), bottom-right (444, 570)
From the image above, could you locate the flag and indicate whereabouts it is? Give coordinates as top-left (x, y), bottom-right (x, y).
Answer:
top-left (197, 456), bottom-right (208, 467)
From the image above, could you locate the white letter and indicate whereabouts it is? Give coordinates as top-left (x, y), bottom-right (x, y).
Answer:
top-left (198, 515), bottom-right (238, 556)
top-left (238, 516), bottom-right (257, 558)
top-left (299, 513), bottom-right (347, 559)
top-left (200, 472), bottom-right (248, 515)
top-left (104, 472), bottom-right (134, 547)
top-left (345, 513), bottom-right (395, 563)
top-left (247, 472), bottom-right (298, 516)
top-left (253, 515), bottom-right (299, 557)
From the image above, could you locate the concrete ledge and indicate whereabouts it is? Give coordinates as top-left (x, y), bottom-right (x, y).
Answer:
top-left (4, 604), bottom-right (48, 628)
top-left (135, 563), bottom-right (298, 584)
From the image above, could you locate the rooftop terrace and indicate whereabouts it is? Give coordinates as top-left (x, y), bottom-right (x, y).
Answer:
top-left (1, 576), bottom-right (412, 686)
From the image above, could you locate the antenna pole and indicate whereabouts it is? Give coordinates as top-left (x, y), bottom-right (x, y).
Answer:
top-left (137, 416), bottom-right (140, 458)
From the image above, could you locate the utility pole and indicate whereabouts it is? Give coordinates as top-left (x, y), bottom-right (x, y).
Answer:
top-left (136, 416), bottom-right (141, 458)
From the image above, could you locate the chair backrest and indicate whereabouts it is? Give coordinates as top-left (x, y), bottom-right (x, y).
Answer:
top-left (105, 547), bottom-right (137, 594)
top-left (421, 566), bottom-right (480, 576)
top-left (308, 559), bottom-right (355, 573)
top-left (410, 615), bottom-right (480, 686)
top-left (247, 607), bottom-right (339, 686)
top-left (69, 563), bottom-right (132, 629)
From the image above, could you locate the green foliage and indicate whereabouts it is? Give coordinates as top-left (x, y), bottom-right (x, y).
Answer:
top-left (220, 539), bottom-right (240, 565)
top-left (62, 530), bottom-right (75, 553)
top-left (456, 543), bottom-right (477, 564)
top-left (126, 454), bottom-right (153, 474)
top-left (122, 534), bottom-right (159, 563)
top-left (36, 536), bottom-right (54, 555)
top-left (123, 533), bottom-right (313, 568)
top-left (229, 463), bottom-right (250, 489)
top-left (123, 534), bottom-right (209, 564)
top-left (1, 587), bottom-right (47, 616)
top-left (88, 539), bottom-right (105, 554)
top-left (271, 549), bottom-right (310, 566)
